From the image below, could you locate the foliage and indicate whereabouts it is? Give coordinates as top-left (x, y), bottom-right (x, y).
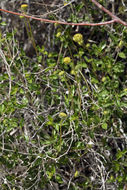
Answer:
top-left (0, 0), bottom-right (127, 189)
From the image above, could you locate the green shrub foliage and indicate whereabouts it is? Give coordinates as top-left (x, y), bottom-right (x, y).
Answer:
top-left (0, 0), bottom-right (127, 189)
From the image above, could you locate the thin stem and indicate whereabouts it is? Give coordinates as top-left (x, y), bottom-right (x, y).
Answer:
top-left (24, 17), bottom-right (38, 56)
top-left (27, 18), bottom-right (38, 56)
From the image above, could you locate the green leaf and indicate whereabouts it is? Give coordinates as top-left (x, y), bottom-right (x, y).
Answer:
top-left (118, 52), bottom-right (126, 59)
top-left (22, 97), bottom-right (28, 105)
top-left (0, 104), bottom-right (5, 114)
top-left (102, 123), bottom-right (108, 130)
top-left (116, 150), bottom-right (127, 160)
top-left (0, 22), bottom-right (6, 26)
top-left (56, 174), bottom-right (63, 183)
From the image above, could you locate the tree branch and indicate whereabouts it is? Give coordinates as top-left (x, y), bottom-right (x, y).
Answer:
top-left (0, 0), bottom-right (127, 28)
top-left (91, 0), bottom-right (127, 27)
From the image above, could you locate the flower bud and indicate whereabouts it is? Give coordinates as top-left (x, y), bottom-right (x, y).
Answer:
top-left (63, 57), bottom-right (71, 64)
top-left (73, 33), bottom-right (83, 45)
top-left (21, 4), bottom-right (28, 11)
top-left (59, 112), bottom-right (67, 118)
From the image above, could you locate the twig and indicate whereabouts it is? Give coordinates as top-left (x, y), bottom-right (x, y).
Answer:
top-left (0, 48), bottom-right (11, 99)
top-left (0, 8), bottom-right (126, 27)
top-left (91, 0), bottom-right (127, 26)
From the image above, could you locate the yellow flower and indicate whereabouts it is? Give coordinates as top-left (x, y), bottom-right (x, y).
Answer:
top-left (63, 57), bottom-right (71, 64)
top-left (103, 111), bottom-right (108, 115)
top-left (64, 2), bottom-right (68, 6)
top-left (102, 77), bottom-right (106, 82)
top-left (59, 71), bottom-right (65, 76)
top-left (21, 4), bottom-right (28, 11)
top-left (56, 32), bottom-right (61, 38)
top-left (123, 88), bottom-right (127, 92)
top-left (86, 43), bottom-right (90, 48)
top-left (59, 112), bottom-right (67, 118)
top-left (73, 33), bottom-right (83, 45)
top-left (19, 15), bottom-right (24, 19)
top-left (71, 70), bottom-right (76, 75)
top-left (74, 171), bottom-right (79, 178)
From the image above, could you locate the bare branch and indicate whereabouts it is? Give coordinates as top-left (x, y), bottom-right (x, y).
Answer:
top-left (91, 0), bottom-right (127, 26)
top-left (0, 7), bottom-right (126, 27)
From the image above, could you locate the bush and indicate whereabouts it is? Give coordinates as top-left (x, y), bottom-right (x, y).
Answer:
top-left (0, 1), bottom-right (127, 189)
